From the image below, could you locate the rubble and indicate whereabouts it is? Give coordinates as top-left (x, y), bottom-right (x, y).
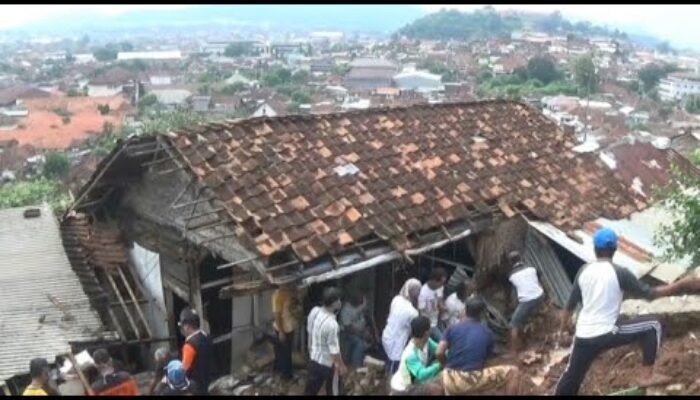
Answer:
top-left (245, 341), bottom-right (275, 371)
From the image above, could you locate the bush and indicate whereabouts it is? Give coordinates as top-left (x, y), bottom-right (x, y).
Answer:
top-left (97, 104), bottom-right (110, 115)
top-left (43, 152), bottom-right (70, 178)
top-left (291, 91), bottom-right (312, 104)
top-left (0, 178), bottom-right (70, 212)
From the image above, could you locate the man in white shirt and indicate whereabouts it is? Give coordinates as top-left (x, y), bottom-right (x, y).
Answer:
top-left (443, 280), bottom-right (476, 328)
top-left (507, 251), bottom-right (545, 357)
top-left (555, 227), bottom-right (700, 395)
top-left (305, 287), bottom-right (348, 396)
top-left (418, 267), bottom-right (447, 341)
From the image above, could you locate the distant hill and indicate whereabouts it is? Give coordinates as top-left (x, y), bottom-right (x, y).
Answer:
top-left (397, 8), bottom-right (628, 42)
top-left (8, 5), bottom-right (426, 36)
top-left (397, 9), bottom-right (523, 41)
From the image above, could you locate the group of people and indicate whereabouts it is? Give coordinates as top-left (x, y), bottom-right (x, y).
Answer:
top-left (26, 225), bottom-right (700, 396)
top-left (282, 227), bottom-right (700, 396)
top-left (287, 250), bottom-right (545, 396)
top-left (22, 307), bottom-right (213, 396)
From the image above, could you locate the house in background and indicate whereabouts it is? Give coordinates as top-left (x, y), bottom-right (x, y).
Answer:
top-left (393, 68), bottom-right (444, 93)
top-left (150, 89), bottom-right (193, 111)
top-left (87, 67), bottom-right (137, 97)
top-left (345, 58), bottom-right (398, 92)
top-left (190, 95), bottom-right (212, 113)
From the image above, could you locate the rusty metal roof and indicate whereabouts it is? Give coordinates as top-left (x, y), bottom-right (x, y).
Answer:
top-left (0, 205), bottom-right (109, 381)
top-left (163, 100), bottom-right (644, 264)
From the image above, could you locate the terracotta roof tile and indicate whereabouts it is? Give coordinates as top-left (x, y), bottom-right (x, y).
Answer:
top-left (165, 100), bottom-right (643, 263)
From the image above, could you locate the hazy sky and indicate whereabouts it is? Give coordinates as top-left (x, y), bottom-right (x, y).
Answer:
top-left (0, 4), bottom-right (698, 49)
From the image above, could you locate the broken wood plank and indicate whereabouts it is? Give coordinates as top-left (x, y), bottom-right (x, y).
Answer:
top-left (415, 254), bottom-right (474, 271)
top-left (66, 353), bottom-right (94, 396)
top-left (117, 267), bottom-right (154, 339)
top-left (172, 197), bottom-right (215, 209)
top-left (201, 277), bottom-right (233, 291)
top-left (182, 208), bottom-right (225, 221)
top-left (106, 273), bottom-right (142, 340)
top-left (216, 255), bottom-right (261, 270)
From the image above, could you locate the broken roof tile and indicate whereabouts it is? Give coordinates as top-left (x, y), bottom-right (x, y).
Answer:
top-left (151, 100), bottom-right (643, 264)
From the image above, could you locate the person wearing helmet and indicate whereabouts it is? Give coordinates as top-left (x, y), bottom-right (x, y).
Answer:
top-left (555, 227), bottom-right (700, 395)
top-left (157, 360), bottom-right (197, 396)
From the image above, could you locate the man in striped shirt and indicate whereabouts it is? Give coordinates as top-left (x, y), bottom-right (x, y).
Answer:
top-left (304, 287), bottom-right (347, 396)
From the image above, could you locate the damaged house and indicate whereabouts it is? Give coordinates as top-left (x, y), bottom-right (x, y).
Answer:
top-left (62, 100), bottom-right (646, 383)
top-left (0, 205), bottom-right (117, 395)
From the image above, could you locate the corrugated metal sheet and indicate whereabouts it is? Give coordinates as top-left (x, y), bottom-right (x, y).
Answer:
top-left (528, 220), bottom-right (648, 278)
top-left (524, 228), bottom-right (572, 308)
top-left (528, 204), bottom-right (691, 284)
top-left (0, 205), bottom-right (108, 381)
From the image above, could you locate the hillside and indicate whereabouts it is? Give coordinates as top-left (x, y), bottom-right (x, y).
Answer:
top-left (397, 8), bottom-right (627, 41)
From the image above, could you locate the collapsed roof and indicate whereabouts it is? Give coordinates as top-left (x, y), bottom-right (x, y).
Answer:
top-left (68, 100), bottom-right (646, 293)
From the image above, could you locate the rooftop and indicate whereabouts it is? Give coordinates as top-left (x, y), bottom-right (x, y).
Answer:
top-left (158, 100), bottom-right (642, 263)
top-left (0, 205), bottom-right (109, 381)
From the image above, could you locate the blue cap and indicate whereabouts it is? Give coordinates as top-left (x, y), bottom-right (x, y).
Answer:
top-left (166, 360), bottom-right (188, 389)
top-left (593, 227), bottom-right (617, 250)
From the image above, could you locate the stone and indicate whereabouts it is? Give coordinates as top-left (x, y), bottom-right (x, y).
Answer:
top-left (208, 375), bottom-right (241, 394)
top-left (233, 385), bottom-right (253, 396)
top-left (253, 372), bottom-right (270, 385)
top-left (363, 355), bottom-right (386, 370)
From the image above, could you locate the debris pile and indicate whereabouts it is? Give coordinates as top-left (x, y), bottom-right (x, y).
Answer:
top-left (344, 356), bottom-right (387, 395)
top-left (514, 303), bottom-right (700, 395)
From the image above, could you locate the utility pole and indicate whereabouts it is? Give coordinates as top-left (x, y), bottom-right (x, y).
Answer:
top-left (582, 49), bottom-right (595, 144)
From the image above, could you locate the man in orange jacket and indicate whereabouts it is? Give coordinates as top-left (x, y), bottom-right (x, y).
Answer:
top-left (179, 308), bottom-right (214, 395)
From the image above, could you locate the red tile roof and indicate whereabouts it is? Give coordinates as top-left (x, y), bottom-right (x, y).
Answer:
top-left (163, 100), bottom-right (644, 263)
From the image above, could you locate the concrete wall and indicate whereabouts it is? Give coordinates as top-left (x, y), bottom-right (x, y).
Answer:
top-left (87, 85), bottom-right (123, 97)
top-left (230, 289), bottom-right (274, 372)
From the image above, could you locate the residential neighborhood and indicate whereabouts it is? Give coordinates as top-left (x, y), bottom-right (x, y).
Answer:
top-left (1, 4), bottom-right (700, 397)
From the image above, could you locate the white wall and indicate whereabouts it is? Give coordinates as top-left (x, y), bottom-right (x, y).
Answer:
top-left (129, 242), bottom-right (170, 340)
top-left (88, 85), bottom-right (123, 97)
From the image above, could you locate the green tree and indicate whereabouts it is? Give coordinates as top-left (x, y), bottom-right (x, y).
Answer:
top-left (574, 55), bottom-right (598, 94)
top-left (292, 70), bottom-right (310, 84)
top-left (120, 41), bottom-right (134, 52)
top-left (655, 151), bottom-right (700, 267)
top-left (638, 63), bottom-right (667, 93)
top-left (219, 82), bottom-right (248, 95)
top-left (93, 47), bottom-right (118, 62)
top-left (526, 55), bottom-right (560, 85)
top-left (656, 41), bottom-right (673, 54)
top-left (291, 91), bottom-right (312, 104)
top-left (685, 95), bottom-right (700, 114)
top-left (539, 11), bottom-right (564, 32)
top-left (224, 43), bottom-right (252, 58)
top-left (261, 67), bottom-right (292, 87)
top-left (331, 64), bottom-right (351, 76)
top-left (138, 93), bottom-right (157, 108)
top-left (141, 110), bottom-right (204, 136)
top-left (42, 152), bottom-right (70, 179)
